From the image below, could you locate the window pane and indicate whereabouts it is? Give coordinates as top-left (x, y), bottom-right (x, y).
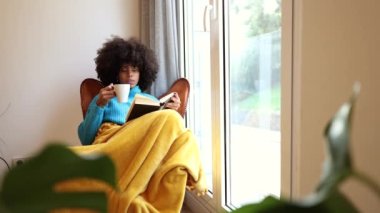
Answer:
top-left (184, 0), bottom-right (213, 191)
top-left (226, 0), bottom-right (281, 208)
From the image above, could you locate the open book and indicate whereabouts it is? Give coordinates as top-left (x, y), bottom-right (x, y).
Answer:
top-left (126, 92), bottom-right (175, 122)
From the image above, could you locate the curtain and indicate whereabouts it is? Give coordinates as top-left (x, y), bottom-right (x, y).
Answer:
top-left (141, 0), bottom-right (181, 97)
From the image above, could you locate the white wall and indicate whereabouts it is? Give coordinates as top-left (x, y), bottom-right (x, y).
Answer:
top-left (1, 0), bottom-right (379, 211)
top-left (293, 0), bottom-right (380, 211)
top-left (0, 0), bottom-right (140, 176)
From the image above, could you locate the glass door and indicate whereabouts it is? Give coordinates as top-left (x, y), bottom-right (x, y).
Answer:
top-left (183, 0), bottom-right (284, 210)
top-left (225, 0), bottom-right (282, 208)
top-left (184, 0), bottom-right (214, 192)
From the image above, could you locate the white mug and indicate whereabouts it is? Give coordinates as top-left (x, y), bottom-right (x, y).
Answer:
top-left (113, 84), bottom-right (130, 103)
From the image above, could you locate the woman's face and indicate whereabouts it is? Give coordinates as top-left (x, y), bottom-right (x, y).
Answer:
top-left (119, 64), bottom-right (140, 88)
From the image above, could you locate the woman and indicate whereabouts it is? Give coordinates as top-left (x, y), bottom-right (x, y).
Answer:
top-left (78, 37), bottom-right (181, 145)
top-left (63, 37), bottom-right (206, 212)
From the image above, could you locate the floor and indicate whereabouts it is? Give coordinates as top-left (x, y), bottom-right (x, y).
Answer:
top-left (181, 204), bottom-right (194, 213)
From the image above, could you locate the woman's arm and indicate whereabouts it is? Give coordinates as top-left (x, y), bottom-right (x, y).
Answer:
top-left (78, 84), bottom-right (116, 145)
top-left (78, 95), bottom-right (105, 145)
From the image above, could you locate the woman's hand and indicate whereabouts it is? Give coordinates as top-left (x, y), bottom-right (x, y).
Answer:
top-left (96, 84), bottom-right (115, 107)
top-left (165, 92), bottom-right (181, 110)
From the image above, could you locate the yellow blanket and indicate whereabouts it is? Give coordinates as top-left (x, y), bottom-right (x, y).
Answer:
top-left (55, 110), bottom-right (207, 213)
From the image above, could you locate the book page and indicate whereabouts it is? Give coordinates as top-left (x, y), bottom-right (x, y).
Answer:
top-left (126, 93), bottom-right (173, 122)
top-left (134, 94), bottom-right (159, 106)
top-left (159, 92), bottom-right (175, 105)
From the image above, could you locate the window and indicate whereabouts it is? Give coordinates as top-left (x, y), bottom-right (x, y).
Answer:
top-left (183, 0), bottom-right (291, 211)
top-left (184, 0), bottom-right (214, 191)
top-left (226, 0), bottom-right (281, 207)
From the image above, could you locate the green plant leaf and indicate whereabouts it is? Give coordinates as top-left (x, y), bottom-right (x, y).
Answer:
top-left (232, 190), bottom-right (358, 213)
top-left (0, 143), bottom-right (117, 213)
top-left (314, 84), bottom-right (360, 200)
top-left (0, 199), bottom-right (10, 213)
top-left (320, 190), bottom-right (358, 213)
top-left (231, 196), bottom-right (293, 213)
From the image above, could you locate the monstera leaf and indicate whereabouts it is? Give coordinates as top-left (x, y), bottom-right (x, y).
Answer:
top-left (314, 84), bottom-right (360, 200)
top-left (233, 83), bottom-right (380, 212)
top-left (232, 190), bottom-right (356, 213)
top-left (0, 144), bottom-right (117, 213)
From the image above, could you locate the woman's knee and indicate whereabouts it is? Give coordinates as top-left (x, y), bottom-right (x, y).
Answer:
top-left (159, 110), bottom-right (183, 126)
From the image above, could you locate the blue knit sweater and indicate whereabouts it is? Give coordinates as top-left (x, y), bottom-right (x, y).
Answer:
top-left (78, 86), bottom-right (157, 145)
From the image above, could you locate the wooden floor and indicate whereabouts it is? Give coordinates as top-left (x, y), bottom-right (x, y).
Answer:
top-left (181, 204), bottom-right (194, 213)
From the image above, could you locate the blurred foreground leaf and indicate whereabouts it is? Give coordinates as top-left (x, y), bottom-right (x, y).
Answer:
top-left (0, 144), bottom-right (116, 213)
top-left (314, 84), bottom-right (360, 199)
top-left (233, 190), bottom-right (357, 213)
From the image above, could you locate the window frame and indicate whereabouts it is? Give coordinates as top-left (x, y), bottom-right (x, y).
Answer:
top-left (182, 0), bottom-right (294, 211)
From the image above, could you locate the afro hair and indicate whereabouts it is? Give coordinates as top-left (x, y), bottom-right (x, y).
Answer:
top-left (94, 36), bottom-right (158, 91)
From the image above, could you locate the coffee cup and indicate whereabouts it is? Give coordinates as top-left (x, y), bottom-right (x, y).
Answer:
top-left (114, 84), bottom-right (130, 103)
